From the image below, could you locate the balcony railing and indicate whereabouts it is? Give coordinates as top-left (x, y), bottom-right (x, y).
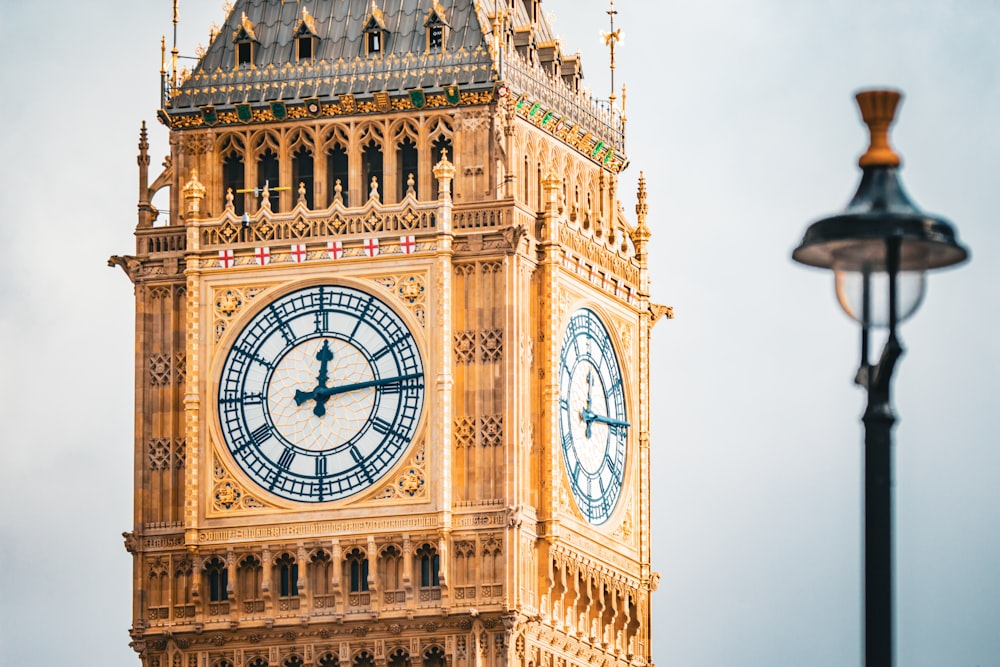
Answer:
top-left (502, 54), bottom-right (624, 151)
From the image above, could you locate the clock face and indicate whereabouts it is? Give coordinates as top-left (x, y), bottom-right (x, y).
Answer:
top-left (217, 284), bottom-right (424, 503)
top-left (558, 308), bottom-right (628, 525)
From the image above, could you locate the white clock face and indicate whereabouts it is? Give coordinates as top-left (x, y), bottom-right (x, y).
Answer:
top-left (217, 284), bottom-right (424, 503)
top-left (558, 308), bottom-right (628, 525)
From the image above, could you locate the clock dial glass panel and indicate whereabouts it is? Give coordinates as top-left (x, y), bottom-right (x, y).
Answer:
top-left (558, 308), bottom-right (628, 525)
top-left (218, 284), bottom-right (424, 503)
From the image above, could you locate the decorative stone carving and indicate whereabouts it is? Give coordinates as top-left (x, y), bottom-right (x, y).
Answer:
top-left (148, 438), bottom-right (173, 470)
top-left (148, 355), bottom-right (173, 386)
top-left (479, 415), bottom-right (503, 448)
top-left (454, 330), bottom-right (476, 364)
top-left (369, 274), bottom-right (427, 328)
top-left (479, 329), bottom-right (503, 362)
top-left (208, 446), bottom-right (273, 512)
top-left (368, 441), bottom-right (427, 502)
top-left (454, 417), bottom-right (475, 448)
top-left (212, 286), bottom-right (269, 341)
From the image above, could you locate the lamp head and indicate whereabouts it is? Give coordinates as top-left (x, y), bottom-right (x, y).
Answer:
top-left (792, 89), bottom-right (969, 325)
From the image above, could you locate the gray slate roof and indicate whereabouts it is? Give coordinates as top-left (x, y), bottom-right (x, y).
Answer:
top-left (168, 0), bottom-right (562, 113)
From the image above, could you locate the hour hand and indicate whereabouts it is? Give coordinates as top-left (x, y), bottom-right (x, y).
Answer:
top-left (295, 340), bottom-right (335, 416)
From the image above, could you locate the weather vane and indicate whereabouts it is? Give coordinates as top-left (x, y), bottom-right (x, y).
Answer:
top-left (601, 0), bottom-right (622, 108)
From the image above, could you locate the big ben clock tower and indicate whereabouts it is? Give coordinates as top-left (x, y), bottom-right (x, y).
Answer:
top-left (111, 2), bottom-right (670, 667)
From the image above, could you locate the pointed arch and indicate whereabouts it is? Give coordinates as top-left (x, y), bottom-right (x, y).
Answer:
top-left (379, 544), bottom-right (404, 604)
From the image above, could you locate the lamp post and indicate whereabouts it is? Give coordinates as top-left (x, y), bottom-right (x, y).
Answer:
top-left (792, 89), bottom-right (969, 667)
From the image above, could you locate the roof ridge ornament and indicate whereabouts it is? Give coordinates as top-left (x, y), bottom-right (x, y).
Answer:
top-left (367, 1), bottom-right (387, 30)
top-left (235, 11), bottom-right (257, 41)
top-left (297, 7), bottom-right (317, 36)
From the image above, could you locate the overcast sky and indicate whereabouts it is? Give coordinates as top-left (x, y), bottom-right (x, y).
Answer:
top-left (1, 1), bottom-right (997, 666)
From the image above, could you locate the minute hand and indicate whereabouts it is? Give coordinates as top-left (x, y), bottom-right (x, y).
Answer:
top-left (580, 407), bottom-right (631, 430)
top-left (296, 372), bottom-right (424, 405)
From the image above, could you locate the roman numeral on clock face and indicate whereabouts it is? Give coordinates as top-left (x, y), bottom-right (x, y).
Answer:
top-left (277, 448), bottom-right (296, 470)
top-left (250, 424), bottom-right (272, 446)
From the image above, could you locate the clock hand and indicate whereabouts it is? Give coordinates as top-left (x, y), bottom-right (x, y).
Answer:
top-left (580, 407), bottom-right (631, 432)
top-left (294, 341), bottom-right (335, 417)
top-left (314, 340), bottom-right (333, 388)
top-left (295, 372), bottom-right (424, 414)
top-left (584, 370), bottom-right (594, 437)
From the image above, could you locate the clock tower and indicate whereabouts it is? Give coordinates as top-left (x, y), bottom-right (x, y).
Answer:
top-left (112, 2), bottom-right (669, 667)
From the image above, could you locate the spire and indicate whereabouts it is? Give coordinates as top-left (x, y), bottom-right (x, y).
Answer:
top-left (137, 122), bottom-right (153, 228)
top-left (632, 172), bottom-right (650, 243)
top-left (601, 0), bottom-right (622, 107)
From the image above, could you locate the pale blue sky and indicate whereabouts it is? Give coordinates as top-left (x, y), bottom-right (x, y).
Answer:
top-left (0, 1), bottom-right (997, 666)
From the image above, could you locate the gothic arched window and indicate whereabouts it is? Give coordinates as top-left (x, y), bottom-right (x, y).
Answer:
top-left (431, 134), bottom-right (453, 198)
top-left (387, 648), bottom-right (410, 667)
top-left (362, 140), bottom-right (383, 202)
top-left (318, 654), bottom-right (339, 667)
top-left (238, 555), bottom-right (263, 612)
top-left (204, 557), bottom-right (228, 602)
top-left (346, 548), bottom-right (369, 593)
top-left (256, 149), bottom-right (280, 211)
top-left (292, 146), bottom-right (314, 209)
top-left (275, 553), bottom-right (299, 598)
top-left (397, 136), bottom-right (418, 202)
top-left (417, 544), bottom-right (440, 588)
top-left (423, 647), bottom-right (447, 667)
top-left (223, 151), bottom-right (245, 216)
top-left (327, 143), bottom-right (349, 207)
top-left (311, 550), bottom-right (332, 597)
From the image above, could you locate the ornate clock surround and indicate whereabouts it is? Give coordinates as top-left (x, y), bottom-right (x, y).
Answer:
top-left (205, 273), bottom-right (433, 512)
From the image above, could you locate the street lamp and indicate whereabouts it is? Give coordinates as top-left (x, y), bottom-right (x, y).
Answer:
top-left (792, 89), bottom-right (969, 667)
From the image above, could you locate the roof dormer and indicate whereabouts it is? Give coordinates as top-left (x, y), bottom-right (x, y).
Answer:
top-left (513, 25), bottom-right (536, 64)
top-left (538, 40), bottom-right (562, 79)
top-left (424, 1), bottom-right (450, 53)
top-left (561, 54), bottom-right (582, 92)
top-left (364, 1), bottom-right (388, 57)
top-left (294, 7), bottom-right (318, 63)
top-left (233, 12), bottom-right (259, 69)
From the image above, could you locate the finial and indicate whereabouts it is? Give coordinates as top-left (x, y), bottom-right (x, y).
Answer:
top-left (334, 179), bottom-right (344, 205)
top-left (171, 1), bottom-right (180, 89)
top-left (183, 168), bottom-right (206, 217)
top-left (601, 0), bottom-right (622, 104)
top-left (260, 182), bottom-right (271, 211)
top-left (139, 121), bottom-right (149, 153)
top-left (298, 181), bottom-right (307, 204)
top-left (433, 149), bottom-right (456, 200)
top-left (160, 36), bottom-right (166, 75)
top-left (856, 89), bottom-right (902, 168)
top-left (369, 176), bottom-right (380, 202)
top-left (406, 173), bottom-right (416, 198)
top-left (633, 171), bottom-right (650, 242)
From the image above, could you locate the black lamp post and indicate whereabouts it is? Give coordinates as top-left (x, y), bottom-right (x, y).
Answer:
top-left (792, 90), bottom-right (969, 667)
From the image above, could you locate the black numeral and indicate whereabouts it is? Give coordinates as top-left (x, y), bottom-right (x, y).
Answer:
top-left (250, 424), bottom-right (271, 446)
top-left (277, 448), bottom-right (296, 470)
